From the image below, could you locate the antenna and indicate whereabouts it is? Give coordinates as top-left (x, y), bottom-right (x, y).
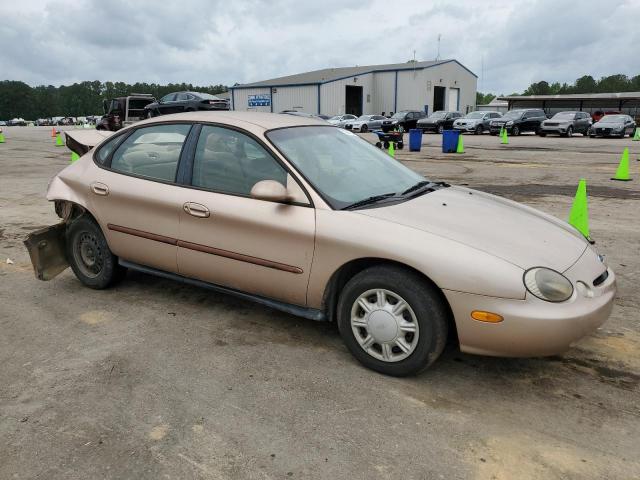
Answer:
top-left (436, 34), bottom-right (441, 61)
top-left (481, 55), bottom-right (484, 93)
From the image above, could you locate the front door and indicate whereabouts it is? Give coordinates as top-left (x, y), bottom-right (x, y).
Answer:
top-left (345, 85), bottom-right (363, 116)
top-left (88, 123), bottom-right (193, 273)
top-left (433, 86), bottom-right (446, 111)
top-left (177, 124), bottom-right (316, 306)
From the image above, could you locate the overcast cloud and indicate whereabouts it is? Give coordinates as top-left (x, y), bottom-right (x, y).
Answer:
top-left (1, 0), bottom-right (639, 93)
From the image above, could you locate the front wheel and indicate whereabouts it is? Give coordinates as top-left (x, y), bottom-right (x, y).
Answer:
top-left (360, 124), bottom-right (368, 133)
top-left (564, 126), bottom-right (573, 137)
top-left (146, 110), bottom-right (154, 119)
top-left (512, 125), bottom-right (520, 136)
top-left (66, 216), bottom-right (126, 289)
top-left (337, 266), bottom-right (449, 376)
top-left (437, 125), bottom-right (444, 134)
top-left (474, 125), bottom-right (483, 135)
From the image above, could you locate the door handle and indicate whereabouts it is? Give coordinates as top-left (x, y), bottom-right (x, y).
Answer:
top-left (90, 182), bottom-right (109, 196)
top-left (183, 202), bottom-right (210, 218)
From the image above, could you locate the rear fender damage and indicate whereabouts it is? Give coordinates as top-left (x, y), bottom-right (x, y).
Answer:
top-left (23, 223), bottom-right (69, 281)
top-left (23, 201), bottom-right (85, 280)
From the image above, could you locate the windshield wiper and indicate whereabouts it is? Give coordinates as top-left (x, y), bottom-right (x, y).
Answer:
top-left (342, 192), bottom-right (398, 210)
top-left (401, 180), bottom-right (432, 196)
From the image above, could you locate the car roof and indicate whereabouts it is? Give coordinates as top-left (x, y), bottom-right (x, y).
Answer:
top-left (128, 111), bottom-right (328, 132)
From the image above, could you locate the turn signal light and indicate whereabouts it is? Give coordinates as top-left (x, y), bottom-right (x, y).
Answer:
top-left (471, 311), bottom-right (504, 323)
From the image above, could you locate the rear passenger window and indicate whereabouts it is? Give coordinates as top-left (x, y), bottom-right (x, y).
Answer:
top-left (192, 125), bottom-right (287, 196)
top-left (95, 134), bottom-right (123, 165)
top-left (110, 124), bottom-right (191, 182)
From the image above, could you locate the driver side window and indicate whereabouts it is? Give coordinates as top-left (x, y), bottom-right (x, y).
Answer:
top-left (191, 125), bottom-right (287, 196)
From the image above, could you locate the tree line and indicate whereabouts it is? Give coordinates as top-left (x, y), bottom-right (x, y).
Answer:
top-left (477, 73), bottom-right (640, 105)
top-left (0, 81), bottom-right (228, 120)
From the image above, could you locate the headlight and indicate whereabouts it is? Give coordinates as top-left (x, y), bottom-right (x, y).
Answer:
top-left (505, 121), bottom-right (513, 126)
top-left (523, 267), bottom-right (574, 302)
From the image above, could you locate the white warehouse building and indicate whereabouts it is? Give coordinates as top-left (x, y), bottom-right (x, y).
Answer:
top-left (230, 59), bottom-right (477, 117)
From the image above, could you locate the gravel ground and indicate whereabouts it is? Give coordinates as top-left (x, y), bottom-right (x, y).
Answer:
top-left (1, 126), bottom-right (639, 480)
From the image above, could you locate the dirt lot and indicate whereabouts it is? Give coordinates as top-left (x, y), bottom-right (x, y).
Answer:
top-left (1, 126), bottom-right (639, 480)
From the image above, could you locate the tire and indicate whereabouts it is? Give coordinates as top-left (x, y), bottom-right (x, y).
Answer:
top-left (538, 132), bottom-right (546, 137)
top-left (490, 132), bottom-right (498, 136)
top-left (437, 125), bottom-right (444, 134)
top-left (375, 141), bottom-right (382, 149)
top-left (512, 125), bottom-right (520, 136)
top-left (361, 124), bottom-right (368, 133)
top-left (337, 265), bottom-right (449, 376)
top-left (65, 216), bottom-right (126, 289)
top-left (564, 126), bottom-right (573, 137)
top-left (474, 125), bottom-right (483, 135)
top-left (383, 141), bottom-right (390, 149)
top-left (146, 110), bottom-right (154, 119)
top-left (397, 142), bottom-right (404, 150)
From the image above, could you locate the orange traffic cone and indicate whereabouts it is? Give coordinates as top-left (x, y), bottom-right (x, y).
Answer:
top-left (50, 127), bottom-right (56, 138)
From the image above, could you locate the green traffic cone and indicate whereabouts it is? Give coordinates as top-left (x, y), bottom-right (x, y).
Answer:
top-left (456, 134), bottom-right (464, 153)
top-left (0, 131), bottom-right (4, 144)
top-left (501, 128), bottom-right (509, 145)
top-left (611, 147), bottom-right (632, 181)
top-left (70, 151), bottom-right (80, 163)
top-left (633, 127), bottom-right (640, 141)
top-left (568, 179), bottom-right (590, 240)
top-left (388, 141), bottom-right (395, 158)
top-left (55, 133), bottom-right (64, 147)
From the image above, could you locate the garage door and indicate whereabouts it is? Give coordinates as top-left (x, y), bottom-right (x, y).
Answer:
top-left (448, 88), bottom-right (460, 111)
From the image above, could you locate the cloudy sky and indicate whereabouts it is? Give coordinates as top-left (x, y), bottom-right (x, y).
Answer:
top-left (1, 0), bottom-right (638, 94)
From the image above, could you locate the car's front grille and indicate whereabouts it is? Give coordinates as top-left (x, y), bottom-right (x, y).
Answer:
top-left (593, 270), bottom-right (609, 287)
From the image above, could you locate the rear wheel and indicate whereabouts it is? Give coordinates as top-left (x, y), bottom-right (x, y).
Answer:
top-left (66, 216), bottom-right (126, 289)
top-left (337, 266), bottom-right (448, 376)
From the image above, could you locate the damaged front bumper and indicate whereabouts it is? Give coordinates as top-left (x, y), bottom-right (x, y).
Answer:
top-left (23, 223), bottom-right (69, 280)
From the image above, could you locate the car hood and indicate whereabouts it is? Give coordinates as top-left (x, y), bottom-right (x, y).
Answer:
top-left (593, 121), bottom-right (623, 128)
top-left (455, 118), bottom-right (479, 124)
top-left (356, 186), bottom-right (588, 272)
top-left (418, 118), bottom-right (440, 124)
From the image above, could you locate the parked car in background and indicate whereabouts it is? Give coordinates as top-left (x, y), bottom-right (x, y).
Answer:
top-left (145, 91), bottom-right (229, 118)
top-left (539, 111), bottom-right (591, 137)
top-left (591, 110), bottom-right (620, 123)
top-left (590, 114), bottom-right (636, 138)
top-left (57, 117), bottom-right (76, 126)
top-left (35, 118), bottom-right (53, 126)
top-left (345, 114), bottom-right (387, 132)
top-left (26, 111), bottom-right (616, 377)
top-left (417, 111), bottom-right (463, 133)
top-left (98, 94), bottom-right (156, 131)
top-left (0, 121), bottom-right (6, 126)
top-left (381, 110), bottom-right (426, 132)
top-left (328, 114), bottom-right (358, 128)
top-left (8, 118), bottom-right (27, 126)
top-left (453, 111), bottom-right (502, 134)
top-left (489, 109), bottom-right (546, 136)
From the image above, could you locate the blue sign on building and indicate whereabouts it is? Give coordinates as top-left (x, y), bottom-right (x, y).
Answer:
top-left (248, 94), bottom-right (271, 107)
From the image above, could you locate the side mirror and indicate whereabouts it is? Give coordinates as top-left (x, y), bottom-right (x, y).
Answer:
top-left (250, 180), bottom-right (290, 203)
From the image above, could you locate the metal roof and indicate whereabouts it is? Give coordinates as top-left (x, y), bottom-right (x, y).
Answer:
top-left (498, 92), bottom-right (640, 101)
top-left (234, 59), bottom-right (476, 89)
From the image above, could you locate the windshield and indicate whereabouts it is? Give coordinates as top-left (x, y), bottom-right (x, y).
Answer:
top-left (552, 112), bottom-right (576, 120)
top-left (429, 112), bottom-right (446, 119)
top-left (267, 127), bottom-right (425, 209)
top-left (600, 115), bottom-right (626, 123)
top-left (391, 112), bottom-right (408, 119)
top-left (503, 110), bottom-right (524, 119)
top-left (465, 112), bottom-right (485, 119)
top-left (356, 115), bottom-right (370, 121)
top-left (329, 116), bottom-right (342, 121)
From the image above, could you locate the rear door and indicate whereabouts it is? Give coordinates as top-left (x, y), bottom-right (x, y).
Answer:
top-left (88, 123), bottom-right (193, 273)
top-left (176, 124), bottom-right (316, 306)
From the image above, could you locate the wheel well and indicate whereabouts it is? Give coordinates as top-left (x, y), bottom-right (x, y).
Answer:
top-left (321, 258), bottom-right (458, 342)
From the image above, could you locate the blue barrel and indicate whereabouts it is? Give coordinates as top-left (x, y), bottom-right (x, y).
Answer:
top-left (442, 130), bottom-right (460, 153)
top-left (409, 129), bottom-right (422, 152)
